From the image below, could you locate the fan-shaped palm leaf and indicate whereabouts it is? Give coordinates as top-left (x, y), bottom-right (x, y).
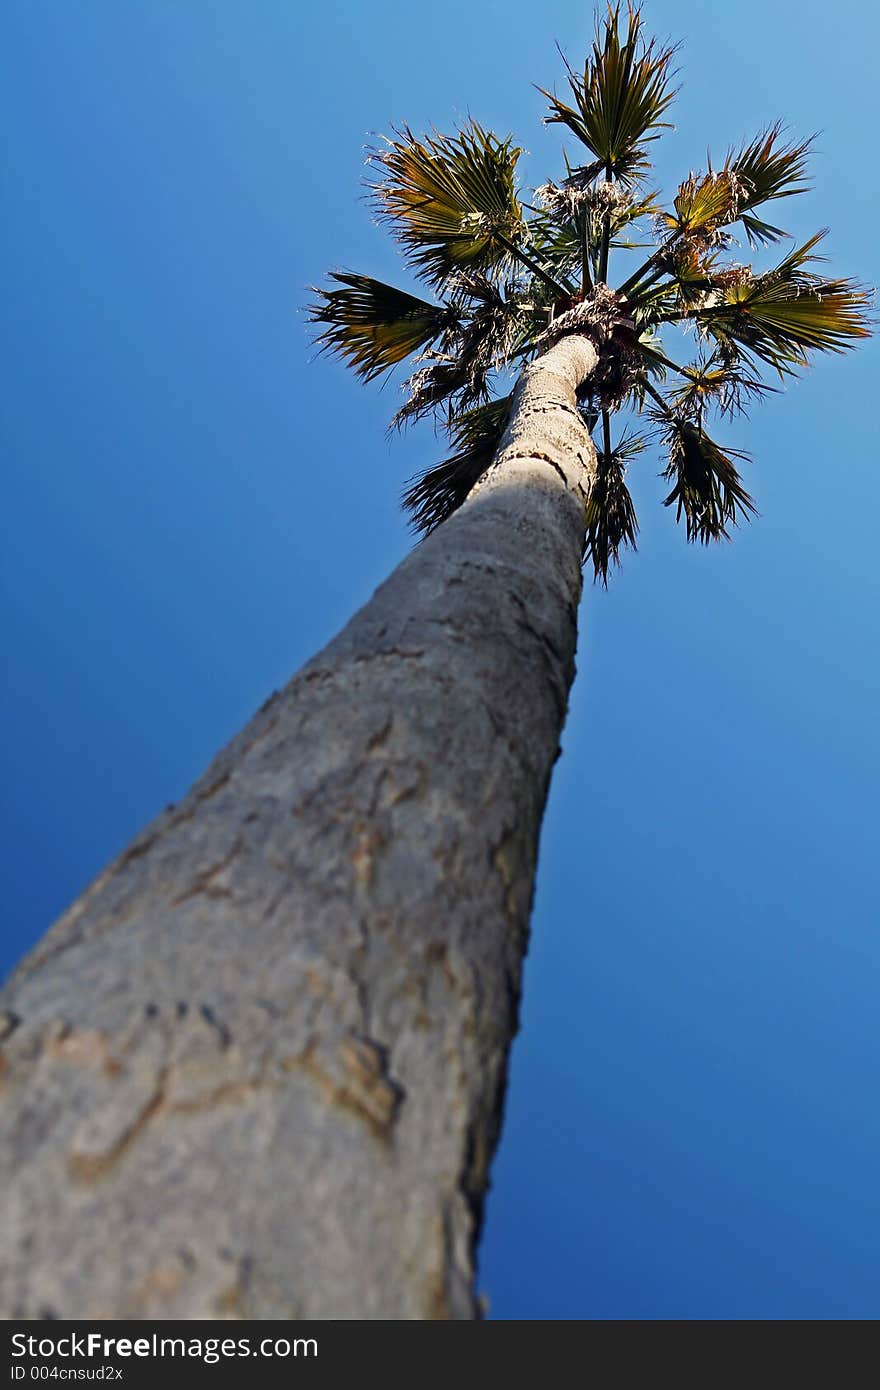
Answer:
top-left (309, 273), bottom-right (456, 382)
top-left (661, 127), bottom-right (813, 250)
top-left (540, 4), bottom-right (677, 188)
top-left (369, 122), bottom-right (524, 288)
top-left (696, 233), bottom-right (872, 371)
top-left (726, 123), bottom-right (813, 245)
top-left (664, 171), bottom-right (739, 242)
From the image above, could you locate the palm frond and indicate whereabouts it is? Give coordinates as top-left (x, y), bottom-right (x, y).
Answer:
top-left (663, 171), bottom-right (739, 242)
top-left (723, 124), bottom-right (813, 245)
top-left (392, 358), bottom-right (481, 430)
top-left (369, 122), bottom-right (524, 288)
top-left (660, 126), bottom-right (813, 250)
top-left (539, 4), bottom-right (677, 188)
top-left (403, 395), bottom-right (512, 533)
top-left (738, 213), bottom-right (789, 248)
top-left (696, 232), bottom-right (873, 372)
top-left (655, 414), bottom-right (755, 542)
top-left (308, 273), bottom-right (456, 381)
top-left (635, 329), bottom-right (671, 381)
top-left (727, 123), bottom-right (813, 229)
top-left (585, 427), bottom-right (644, 581)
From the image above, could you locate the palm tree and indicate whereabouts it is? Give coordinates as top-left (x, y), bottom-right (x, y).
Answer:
top-left (0, 5), bottom-right (869, 1321)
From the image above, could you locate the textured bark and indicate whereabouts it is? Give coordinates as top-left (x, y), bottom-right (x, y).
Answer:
top-left (0, 334), bottom-right (598, 1320)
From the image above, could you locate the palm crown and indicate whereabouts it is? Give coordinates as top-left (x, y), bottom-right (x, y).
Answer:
top-left (309, 4), bottom-right (871, 582)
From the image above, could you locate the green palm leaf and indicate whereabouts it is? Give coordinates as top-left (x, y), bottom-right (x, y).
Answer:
top-left (308, 273), bottom-right (456, 381)
top-left (697, 233), bottom-right (873, 371)
top-left (664, 172), bottom-right (738, 242)
top-left (726, 123), bottom-right (813, 245)
top-left (661, 127), bottom-right (813, 249)
top-left (403, 395), bottom-right (512, 533)
top-left (369, 122), bottom-right (524, 288)
top-left (539, 4), bottom-right (677, 187)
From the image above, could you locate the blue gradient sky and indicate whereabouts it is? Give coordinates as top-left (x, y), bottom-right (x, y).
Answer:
top-left (3, 1), bottom-right (878, 1319)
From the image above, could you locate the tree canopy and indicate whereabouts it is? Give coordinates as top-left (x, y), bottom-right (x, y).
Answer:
top-left (310, 3), bottom-right (871, 582)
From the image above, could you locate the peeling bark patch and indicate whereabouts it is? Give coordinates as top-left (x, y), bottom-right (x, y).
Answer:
top-left (170, 841), bottom-right (242, 907)
top-left (0, 1011), bottom-right (20, 1042)
top-left (120, 834), bottom-right (159, 868)
top-left (339, 1035), bottom-right (404, 1129)
top-left (366, 715), bottom-right (393, 753)
top-left (350, 825), bottom-right (387, 889)
top-left (353, 647), bottom-right (426, 667)
top-left (293, 1034), bottom-right (404, 1137)
top-left (68, 1086), bottom-right (164, 1182)
top-left (490, 830), bottom-right (520, 924)
top-left (425, 941), bottom-right (458, 993)
top-left (48, 1027), bottom-right (121, 1077)
top-left (163, 1078), bottom-right (264, 1116)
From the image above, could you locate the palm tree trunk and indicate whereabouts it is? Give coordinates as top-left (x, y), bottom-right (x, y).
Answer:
top-left (0, 334), bottom-right (598, 1320)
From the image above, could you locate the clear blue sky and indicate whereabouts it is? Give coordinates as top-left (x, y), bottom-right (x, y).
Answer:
top-left (2, 1), bottom-right (878, 1320)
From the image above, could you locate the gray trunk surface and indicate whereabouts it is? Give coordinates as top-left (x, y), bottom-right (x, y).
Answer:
top-left (0, 334), bottom-right (598, 1319)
